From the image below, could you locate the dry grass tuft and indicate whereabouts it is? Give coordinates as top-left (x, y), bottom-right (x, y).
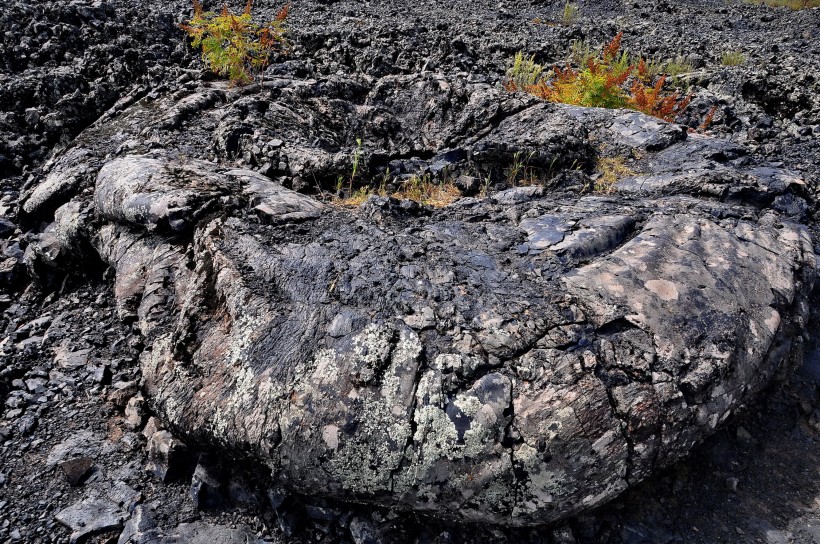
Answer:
top-left (335, 174), bottom-right (462, 208)
top-left (721, 50), bottom-right (746, 66)
top-left (594, 157), bottom-right (635, 194)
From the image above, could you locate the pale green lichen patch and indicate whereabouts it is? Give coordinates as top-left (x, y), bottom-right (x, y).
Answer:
top-left (276, 323), bottom-right (424, 496)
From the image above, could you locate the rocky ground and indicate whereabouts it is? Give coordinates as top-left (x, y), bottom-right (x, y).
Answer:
top-left (1, 0), bottom-right (819, 543)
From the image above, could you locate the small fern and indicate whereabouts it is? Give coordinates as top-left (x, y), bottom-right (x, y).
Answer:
top-left (180, 0), bottom-right (288, 86)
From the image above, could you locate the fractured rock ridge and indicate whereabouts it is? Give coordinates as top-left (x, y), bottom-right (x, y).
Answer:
top-left (21, 74), bottom-right (816, 525)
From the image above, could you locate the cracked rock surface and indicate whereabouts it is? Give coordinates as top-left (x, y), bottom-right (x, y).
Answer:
top-left (19, 70), bottom-right (816, 524)
top-left (2, 0), bottom-right (820, 541)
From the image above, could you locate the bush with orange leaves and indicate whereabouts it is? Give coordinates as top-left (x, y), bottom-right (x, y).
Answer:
top-left (505, 33), bottom-right (691, 122)
top-left (180, 0), bottom-right (289, 86)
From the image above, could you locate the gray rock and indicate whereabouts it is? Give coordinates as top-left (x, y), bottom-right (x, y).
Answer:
top-left (0, 256), bottom-right (20, 286)
top-left (145, 430), bottom-right (187, 483)
top-left (350, 516), bottom-right (381, 544)
top-left (142, 416), bottom-right (163, 439)
top-left (156, 522), bottom-right (262, 544)
top-left (550, 526), bottom-right (577, 544)
top-left (117, 505), bottom-right (156, 544)
top-left (53, 345), bottom-right (91, 369)
top-left (118, 515), bottom-right (262, 544)
top-left (124, 394), bottom-right (145, 430)
top-left (189, 459), bottom-right (223, 510)
top-left (22, 147), bottom-right (91, 217)
top-left (106, 480), bottom-right (142, 513)
top-left (0, 217), bottom-right (16, 237)
top-left (108, 381), bottom-right (139, 407)
top-left (17, 414), bottom-right (37, 435)
top-left (47, 431), bottom-right (103, 467)
top-left (55, 497), bottom-right (126, 544)
top-left (94, 156), bottom-right (323, 234)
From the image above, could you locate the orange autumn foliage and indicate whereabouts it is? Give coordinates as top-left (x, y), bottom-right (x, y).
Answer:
top-left (505, 33), bottom-right (692, 122)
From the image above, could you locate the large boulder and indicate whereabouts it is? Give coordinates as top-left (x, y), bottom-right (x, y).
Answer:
top-left (21, 76), bottom-right (816, 525)
top-left (89, 156), bottom-right (813, 526)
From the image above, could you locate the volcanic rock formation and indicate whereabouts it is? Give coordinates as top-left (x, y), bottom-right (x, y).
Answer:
top-left (20, 73), bottom-right (816, 524)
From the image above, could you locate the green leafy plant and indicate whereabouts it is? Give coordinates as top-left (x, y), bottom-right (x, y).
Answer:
top-left (180, 0), bottom-right (288, 86)
top-left (663, 56), bottom-right (694, 77)
top-left (561, 2), bottom-right (580, 25)
top-left (505, 33), bottom-right (692, 122)
top-left (569, 39), bottom-right (595, 67)
top-left (572, 42), bottom-right (692, 84)
top-left (507, 52), bottom-right (544, 90)
top-left (721, 50), bottom-right (746, 66)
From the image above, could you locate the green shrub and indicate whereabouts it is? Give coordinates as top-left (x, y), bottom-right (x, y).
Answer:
top-left (662, 56), bottom-right (694, 77)
top-left (561, 2), bottom-right (580, 25)
top-left (180, 0), bottom-right (288, 86)
top-left (505, 33), bottom-right (693, 122)
top-left (507, 52), bottom-right (544, 90)
top-left (569, 39), bottom-right (595, 67)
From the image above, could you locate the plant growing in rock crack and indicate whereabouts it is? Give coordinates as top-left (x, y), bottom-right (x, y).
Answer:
top-left (506, 150), bottom-right (541, 186)
top-left (505, 52), bottom-right (543, 91)
top-left (561, 1), bottom-right (580, 25)
top-left (721, 50), bottom-right (746, 66)
top-left (505, 33), bottom-right (693, 122)
top-left (179, 0), bottom-right (288, 86)
top-left (569, 39), bottom-right (595, 67)
top-left (335, 172), bottom-right (461, 208)
top-left (394, 174), bottom-right (462, 207)
top-left (348, 137), bottom-right (364, 193)
top-left (593, 156), bottom-right (635, 194)
top-left (698, 105), bottom-right (719, 131)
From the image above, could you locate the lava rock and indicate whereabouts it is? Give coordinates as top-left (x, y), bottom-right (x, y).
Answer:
top-left (55, 497), bottom-right (126, 544)
top-left (13, 9), bottom-right (820, 528)
top-left (124, 394), bottom-right (145, 430)
top-left (350, 516), bottom-right (382, 544)
top-left (189, 459), bottom-right (223, 510)
top-left (0, 217), bottom-right (16, 237)
top-left (108, 381), bottom-right (139, 407)
top-left (145, 430), bottom-right (188, 483)
top-left (59, 456), bottom-right (94, 486)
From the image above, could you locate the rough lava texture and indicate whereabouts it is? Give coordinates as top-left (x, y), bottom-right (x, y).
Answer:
top-left (19, 72), bottom-right (816, 524)
top-left (2, 0), bottom-right (820, 542)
